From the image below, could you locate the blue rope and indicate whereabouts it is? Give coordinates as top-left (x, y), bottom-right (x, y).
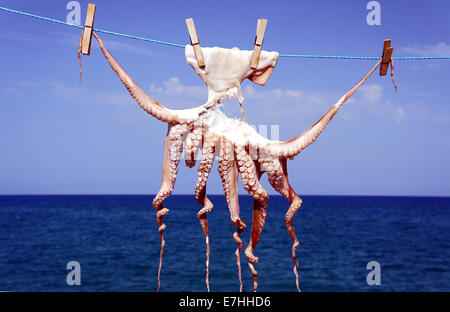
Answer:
top-left (0, 6), bottom-right (185, 48)
top-left (93, 28), bottom-right (185, 48)
top-left (279, 54), bottom-right (380, 60)
top-left (2, 6), bottom-right (450, 60)
top-left (279, 54), bottom-right (450, 60)
top-left (0, 6), bottom-right (84, 29)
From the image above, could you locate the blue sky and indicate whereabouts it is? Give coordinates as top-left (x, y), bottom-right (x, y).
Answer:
top-left (0, 0), bottom-right (449, 196)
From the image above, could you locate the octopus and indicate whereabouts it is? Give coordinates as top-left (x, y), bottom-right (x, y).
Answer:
top-left (78, 31), bottom-right (385, 292)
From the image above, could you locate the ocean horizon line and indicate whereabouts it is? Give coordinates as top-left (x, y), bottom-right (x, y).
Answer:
top-left (0, 193), bottom-right (449, 199)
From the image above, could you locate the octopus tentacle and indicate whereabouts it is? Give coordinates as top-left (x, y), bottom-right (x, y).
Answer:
top-left (92, 32), bottom-right (180, 124)
top-left (271, 60), bottom-right (382, 159)
top-left (233, 224), bottom-right (246, 292)
top-left (217, 138), bottom-right (241, 224)
top-left (185, 119), bottom-right (204, 168)
top-left (235, 145), bottom-right (269, 292)
top-left (217, 137), bottom-right (246, 292)
top-left (266, 157), bottom-right (302, 292)
top-left (77, 28), bottom-right (84, 84)
top-left (185, 130), bottom-right (197, 168)
top-left (194, 132), bottom-right (218, 292)
top-left (152, 124), bottom-right (186, 291)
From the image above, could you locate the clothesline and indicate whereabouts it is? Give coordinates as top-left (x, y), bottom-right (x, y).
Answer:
top-left (1, 6), bottom-right (450, 60)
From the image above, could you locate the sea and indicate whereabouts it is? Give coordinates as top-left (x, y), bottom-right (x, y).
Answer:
top-left (0, 195), bottom-right (449, 292)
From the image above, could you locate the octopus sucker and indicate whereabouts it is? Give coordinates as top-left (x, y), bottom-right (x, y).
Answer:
top-left (86, 31), bottom-right (385, 291)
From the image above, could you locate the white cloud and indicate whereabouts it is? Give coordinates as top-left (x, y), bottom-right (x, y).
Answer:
top-left (143, 77), bottom-right (410, 126)
top-left (286, 89), bottom-right (302, 98)
top-left (400, 42), bottom-right (450, 57)
top-left (399, 42), bottom-right (449, 71)
top-left (360, 84), bottom-right (382, 102)
top-left (242, 84), bottom-right (257, 98)
top-left (9, 76), bottom-right (449, 127)
top-left (245, 85), bottom-right (325, 106)
top-left (393, 107), bottom-right (405, 123)
top-left (144, 77), bottom-right (332, 123)
top-left (339, 85), bottom-right (408, 124)
top-left (150, 77), bottom-right (205, 99)
top-left (147, 77), bottom-right (324, 109)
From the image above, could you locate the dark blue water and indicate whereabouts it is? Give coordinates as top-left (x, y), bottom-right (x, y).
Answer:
top-left (0, 195), bottom-right (449, 291)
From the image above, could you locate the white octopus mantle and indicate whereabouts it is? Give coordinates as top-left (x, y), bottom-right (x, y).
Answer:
top-left (184, 45), bottom-right (279, 147)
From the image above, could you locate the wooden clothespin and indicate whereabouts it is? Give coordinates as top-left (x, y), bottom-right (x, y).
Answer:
top-left (185, 18), bottom-right (205, 68)
top-left (250, 19), bottom-right (267, 69)
top-left (380, 39), bottom-right (393, 76)
top-left (81, 3), bottom-right (96, 55)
